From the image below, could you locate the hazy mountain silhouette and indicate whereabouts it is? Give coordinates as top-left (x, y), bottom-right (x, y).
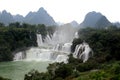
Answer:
top-left (113, 22), bottom-right (120, 27)
top-left (95, 16), bottom-right (112, 28)
top-left (13, 14), bottom-right (24, 22)
top-left (70, 21), bottom-right (79, 27)
top-left (0, 9), bottom-right (116, 27)
top-left (0, 7), bottom-right (56, 26)
top-left (24, 7), bottom-right (56, 26)
top-left (0, 10), bottom-right (14, 25)
top-left (79, 11), bottom-right (112, 28)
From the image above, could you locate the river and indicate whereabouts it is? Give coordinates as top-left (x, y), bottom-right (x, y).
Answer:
top-left (0, 61), bottom-right (50, 80)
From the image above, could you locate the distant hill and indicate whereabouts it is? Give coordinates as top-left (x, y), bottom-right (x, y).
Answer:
top-left (13, 14), bottom-right (24, 22)
top-left (79, 11), bottom-right (112, 28)
top-left (113, 22), bottom-right (120, 27)
top-left (0, 10), bottom-right (14, 25)
top-left (95, 16), bottom-right (112, 28)
top-left (0, 7), bottom-right (56, 26)
top-left (70, 21), bottom-right (79, 27)
top-left (24, 7), bottom-right (56, 26)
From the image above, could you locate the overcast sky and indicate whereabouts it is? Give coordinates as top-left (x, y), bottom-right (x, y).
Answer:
top-left (0, 0), bottom-right (120, 23)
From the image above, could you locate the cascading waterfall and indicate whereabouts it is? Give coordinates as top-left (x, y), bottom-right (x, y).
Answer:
top-left (14, 51), bottom-right (25, 61)
top-left (37, 34), bottom-right (43, 47)
top-left (75, 32), bottom-right (79, 38)
top-left (44, 34), bottom-right (52, 44)
top-left (13, 25), bottom-right (75, 63)
top-left (53, 43), bottom-right (72, 54)
top-left (14, 47), bottom-right (69, 63)
top-left (62, 43), bottom-right (72, 53)
top-left (25, 48), bottom-right (52, 61)
top-left (73, 42), bottom-right (92, 62)
top-left (14, 25), bottom-right (93, 63)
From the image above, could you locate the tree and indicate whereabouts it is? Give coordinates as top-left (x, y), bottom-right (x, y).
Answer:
top-left (9, 22), bottom-right (20, 28)
top-left (0, 22), bottom-right (4, 27)
top-left (55, 64), bottom-right (73, 79)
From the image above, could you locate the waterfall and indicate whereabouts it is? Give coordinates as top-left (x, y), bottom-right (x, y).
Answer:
top-left (14, 26), bottom-right (93, 63)
top-left (25, 48), bottom-right (52, 61)
top-left (73, 42), bottom-right (92, 62)
top-left (14, 51), bottom-right (26, 61)
top-left (53, 44), bottom-right (63, 51)
top-left (53, 43), bottom-right (72, 53)
top-left (14, 47), bottom-right (69, 63)
top-left (62, 43), bottom-right (72, 53)
top-left (75, 32), bottom-right (79, 38)
top-left (55, 55), bottom-right (68, 63)
top-left (14, 32), bottom-right (72, 63)
top-left (44, 34), bottom-right (52, 44)
top-left (37, 34), bottom-right (43, 47)
top-left (14, 29), bottom-right (74, 63)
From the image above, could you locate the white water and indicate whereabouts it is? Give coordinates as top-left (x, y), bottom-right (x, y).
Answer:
top-left (73, 42), bottom-right (92, 62)
top-left (75, 32), bottom-right (79, 38)
top-left (53, 43), bottom-right (72, 53)
top-left (37, 34), bottom-right (43, 47)
top-left (14, 47), bottom-right (70, 63)
top-left (14, 52), bottom-right (24, 61)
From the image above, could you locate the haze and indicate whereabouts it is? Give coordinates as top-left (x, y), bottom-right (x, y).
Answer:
top-left (0, 0), bottom-right (120, 23)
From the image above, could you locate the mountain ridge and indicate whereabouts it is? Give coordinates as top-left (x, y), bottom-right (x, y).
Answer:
top-left (0, 10), bottom-right (14, 25)
top-left (0, 9), bottom-right (119, 27)
top-left (0, 7), bottom-right (56, 26)
top-left (70, 20), bottom-right (79, 27)
top-left (79, 11), bottom-right (112, 28)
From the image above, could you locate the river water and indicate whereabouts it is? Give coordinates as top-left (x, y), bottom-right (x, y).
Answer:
top-left (0, 61), bottom-right (50, 80)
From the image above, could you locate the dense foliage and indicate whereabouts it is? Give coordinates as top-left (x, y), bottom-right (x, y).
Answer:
top-left (0, 76), bottom-right (11, 80)
top-left (0, 22), bottom-right (56, 62)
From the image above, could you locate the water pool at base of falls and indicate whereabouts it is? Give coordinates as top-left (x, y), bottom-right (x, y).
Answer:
top-left (0, 61), bottom-right (50, 80)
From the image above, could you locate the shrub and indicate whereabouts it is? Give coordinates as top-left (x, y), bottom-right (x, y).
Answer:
top-left (55, 64), bottom-right (73, 79)
top-left (89, 70), bottom-right (107, 80)
top-left (0, 76), bottom-right (11, 80)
